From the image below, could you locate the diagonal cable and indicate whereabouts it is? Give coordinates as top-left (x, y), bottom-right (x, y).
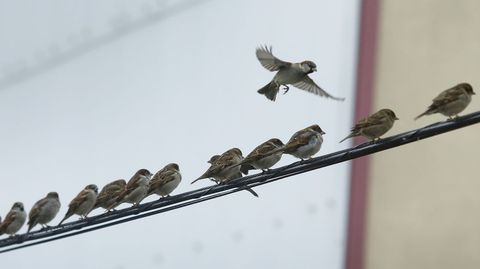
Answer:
top-left (1, 111), bottom-right (479, 253)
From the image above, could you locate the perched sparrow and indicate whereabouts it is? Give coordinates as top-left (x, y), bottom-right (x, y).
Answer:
top-left (256, 45), bottom-right (345, 101)
top-left (192, 148), bottom-right (244, 184)
top-left (59, 184), bottom-right (98, 225)
top-left (271, 125), bottom-right (326, 160)
top-left (415, 83), bottom-right (475, 120)
top-left (237, 138), bottom-right (284, 175)
top-left (147, 163), bottom-right (182, 198)
top-left (110, 169), bottom-right (152, 209)
top-left (0, 202), bottom-right (26, 236)
top-left (193, 148), bottom-right (258, 197)
top-left (340, 108), bottom-right (398, 143)
top-left (27, 192), bottom-right (61, 233)
top-left (93, 179), bottom-right (127, 211)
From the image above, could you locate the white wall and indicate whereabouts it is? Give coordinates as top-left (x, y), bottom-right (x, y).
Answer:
top-left (0, 0), bottom-right (360, 268)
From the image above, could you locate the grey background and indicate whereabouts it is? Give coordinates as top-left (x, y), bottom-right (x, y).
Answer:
top-left (0, 0), bottom-right (359, 268)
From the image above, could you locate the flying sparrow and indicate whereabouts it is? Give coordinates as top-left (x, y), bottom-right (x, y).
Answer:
top-left (340, 108), bottom-right (399, 143)
top-left (93, 179), bottom-right (127, 212)
top-left (270, 125), bottom-right (326, 160)
top-left (27, 192), bottom-right (61, 233)
top-left (192, 148), bottom-right (258, 197)
top-left (0, 202), bottom-right (26, 236)
top-left (59, 184), bottom-right (98, 225)
top-left (415, 83), bottom-right (475, 120)
top-left (110, 169), bottom-right (152, 209)
top-left (237, 138), bottom-right (284, 175)
top-left (147, 163), bottom-right (182, 198)
top-left (256, 45), bottom-right (345, 101)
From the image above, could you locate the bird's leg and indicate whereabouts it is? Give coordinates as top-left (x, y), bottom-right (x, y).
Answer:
top-left (282, 85), bottom-right (290, 94)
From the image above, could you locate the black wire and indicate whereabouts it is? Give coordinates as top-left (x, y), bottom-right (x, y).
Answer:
top-left (1, 111), bottom-right (479, 253)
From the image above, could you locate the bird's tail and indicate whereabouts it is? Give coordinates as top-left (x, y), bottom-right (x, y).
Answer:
top-left (191, 176), bottom-right (206, 184)
top-left (240, 164), bottom-right (255, 175)
top-left (106, 194), bottom-right (126, 211)
top-left (258, 81), bottom-right (279, 101)
top-left (339, 133), bottom-right (355, 143)
top-left (27, 220), bottom-right (36, 233)
top-left (414, 111), bottom-right (429, 120)
top-left (415, 104), bottom-right (438, 120)
top-left (242, 186), bottom-right (259, 197)
top-left (58, 210), bottom-right (72, 226)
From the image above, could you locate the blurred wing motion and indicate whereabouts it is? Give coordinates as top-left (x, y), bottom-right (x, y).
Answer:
top-left (256, 45), bottom-right (291, 71)
top-left (292, 77), bottom-right (345, 101)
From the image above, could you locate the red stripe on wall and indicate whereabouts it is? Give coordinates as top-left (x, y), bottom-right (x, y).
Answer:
top-left (345, 0), bottom-right (380, 269)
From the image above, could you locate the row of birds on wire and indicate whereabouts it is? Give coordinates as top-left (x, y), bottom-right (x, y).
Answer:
top-left (0, 45), bottom-right (475, 238)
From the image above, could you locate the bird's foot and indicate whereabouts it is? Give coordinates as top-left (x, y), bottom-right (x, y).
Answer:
top-left (282, 85), bottom-right (290, 94)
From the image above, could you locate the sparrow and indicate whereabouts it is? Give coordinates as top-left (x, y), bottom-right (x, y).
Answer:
top-left (27, 192), bottom-right (61, 233)
top-left (340, 108), bottom-right (399, 142)
top-left (415, 83), bottom-right (475, 120)
top-left (93, 179), bottom-right (127, 211)
top-left (59, 184), bottom-right (98, 225)
top-left (110, 169), bottom-right (152, 209)
top-left (147, 163), bottom-right (182, 198)
top-left (0, 202), bottom-right (26, 236)
top-left (192, 148), bottom-right (258, 197)
top-left (256, 45), bottom-right (345, 101)
top-left (271, 125), bottom-right (326, 160)
top-left (192, 148), bottom-right (244, 184)
top-left (236, 138), bottom-right (284, 175)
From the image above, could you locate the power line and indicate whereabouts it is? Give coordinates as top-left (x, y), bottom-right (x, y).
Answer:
top-left (1, 111), bottom-right (479, 253)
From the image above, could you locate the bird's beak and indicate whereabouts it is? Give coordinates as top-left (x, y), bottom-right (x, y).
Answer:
top-left (472, 91), bottom-right (476, 95)
top-left (321, 131), bottom-right (326, 135)
top-left (395, 117), bottom-right (399, 120)
top-left (312, 67), bottom-right (317, 72)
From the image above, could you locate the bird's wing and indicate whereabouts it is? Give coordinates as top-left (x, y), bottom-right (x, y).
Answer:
top-left (149, 170), bottom-right (178, 191)
top-left (256, 45), bottom-right (291, 71)
top-left (0, 210), bottom-right (18, 232)
top-left (28, 198), bottom-right (48, 221)
top-left (97, 182), bottom-right (125, 204)
top-left (244, 142), bottom-right (278, 163)
top-left (431, 87), bottom-right (464, 107)
top-left (353, 111), bottom-right (387, 131)
top-left (292, 76), bottom-right (345, 100)
top-left (69, 189), bottom-right (90, 209)
top-left (283, 131), bottom-right (313, 153)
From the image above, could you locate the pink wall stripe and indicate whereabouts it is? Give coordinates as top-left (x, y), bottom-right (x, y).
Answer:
top-left (345, 0), bottom-right (380, 269)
